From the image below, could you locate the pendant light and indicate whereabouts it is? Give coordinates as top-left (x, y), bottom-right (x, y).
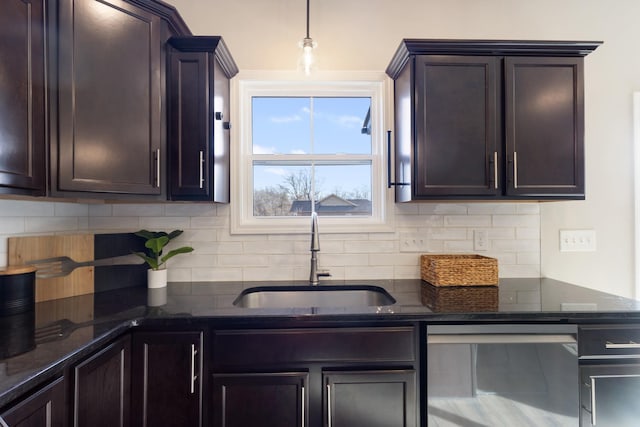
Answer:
top-left (299, 0), bottom-right (317, 75)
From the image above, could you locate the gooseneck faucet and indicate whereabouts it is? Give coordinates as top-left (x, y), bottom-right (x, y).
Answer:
top-left (309, 212), bottom-right (330, 285)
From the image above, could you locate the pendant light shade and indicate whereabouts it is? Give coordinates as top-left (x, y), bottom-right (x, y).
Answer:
top-left (298, 0), bottom-right (317, 75)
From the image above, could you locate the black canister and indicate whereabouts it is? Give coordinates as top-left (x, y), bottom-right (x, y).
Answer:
top-left (0, 266), bottom-right (36, 316)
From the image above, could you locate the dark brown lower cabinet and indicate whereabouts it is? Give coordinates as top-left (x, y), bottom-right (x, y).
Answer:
top-left (212, 372), bottom-right (308, 427)
top-left (0, 377), bottom-right (65, 427)
top-left (131, 331), bottom-right (203, 427)
top-left (211, 326), bottom-right (419, 427)
top-left (73, 335), bottom-right (131, 427)
top-left (324, 370), bottom-right (416, 427)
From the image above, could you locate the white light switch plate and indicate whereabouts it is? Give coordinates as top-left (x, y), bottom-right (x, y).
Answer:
top-left (559, 229), bottom-right (596, 252)
top-left (399, 233), bottom-right (429, 252)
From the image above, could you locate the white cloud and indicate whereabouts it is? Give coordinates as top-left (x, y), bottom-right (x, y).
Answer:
top-left (290, 149), bottom-right (307, 154)
top-left (270, 114), bottom-right (302, 124)
top-left (264, 167), bottom-right (287, 176)
top-left (253, 144), bottom-right (276, 154)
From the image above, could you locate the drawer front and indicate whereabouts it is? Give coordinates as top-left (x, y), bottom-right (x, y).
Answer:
top-left (213, 326), bottom-right (416, 368)
top-left (579, 325), bottom-right (640, 358)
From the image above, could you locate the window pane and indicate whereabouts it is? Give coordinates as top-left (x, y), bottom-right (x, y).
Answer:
top-left (253, 164), bottom-right (313, 217)
top-left (253, 162), bottom-right (372, 217)
top-left (313, 97), bottom-right (372, 155)
top-left (252, 97), bottom-right (310, 154)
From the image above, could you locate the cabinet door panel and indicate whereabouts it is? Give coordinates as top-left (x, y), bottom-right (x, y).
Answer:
top-left (414, 55), bottom-right (499, 197)
top-left (168, 50), bottom-right (209, 198)
top-left (1, 377), bottom-right (65, 427)
top-left (505, 56), bottom-right (584, 197)
top-left (74, 335), bottom-right (130, 427)
top-left (167, 38), bottom-right (231, 202)
top-left (324, 370), bottom-right (416, 427)
top-left (131, 331), bottom-right (202, 427)
top-left (212, 372), bottom-right (308, 427)
top-left (0, 0), bottom-right (46, 195)
top-left (57, 0), bottom-right (161, 194)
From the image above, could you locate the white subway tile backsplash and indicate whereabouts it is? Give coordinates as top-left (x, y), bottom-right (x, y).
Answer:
top-left (112, 204), bottom-right (164, 217)
top-left (467, 203), bottom-right (517, 215)
top-left (88, 216), bottom-right (140, 230)
top-left (88, 204), bottom-right (112, 216)
top-left (142, 217), bottom-right (191, 230)
top-left (492, 214), bottom-right (540, 228)
top-left (444, 215), bottom-right (491, 227)
top-left (419, 203), bottom-right (468, 215)
top-left (54, 203), bottom-right (89, 217)
top-left (25, 217), bottom-right (80, 233)
top-left (517, 227), bottom-right (539, 240)
top-left (0, 200), bottom-right (54, 216)
top-left (164, 204), bottom-right (216, 217)
top-left (0, 198), bottom-right (541, 281)
top-left (344, 240), bottom-right (395, 254)
top-left (0, 217), bottom-right (25, 234)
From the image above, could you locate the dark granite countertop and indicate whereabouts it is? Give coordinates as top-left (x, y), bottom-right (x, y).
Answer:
top-left (1, 277), bottom-right (640, 409)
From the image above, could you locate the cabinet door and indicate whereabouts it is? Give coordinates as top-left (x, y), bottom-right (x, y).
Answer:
top-left (413, 55), bottom-right (500, 197)
top-left (168, 50), bottom-right (230, 202)
top-left (73, 335), bottom-right (131, 427)
top-left (0, 377), bottom-right (65, 427)
top-left (580, 364), bottom-right (640, 427)
top-left (0, 0), bottom-right (47, 196)
top-left (211, 372), bottom-right (308, 427)
top-left (324, 370), bottom-right (416, 427)
top-left (131, 331), bottom-right (203, 427)
top-left (504, 56), bottom-right (584, 197)
top-left (56, 0), bottom-right (162, 195)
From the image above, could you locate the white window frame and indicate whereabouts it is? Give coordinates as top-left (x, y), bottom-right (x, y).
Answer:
top-left (230, 70), bottom-right (394, 235)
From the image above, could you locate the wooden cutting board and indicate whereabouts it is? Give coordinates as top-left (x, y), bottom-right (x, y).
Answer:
top-left (8, 234), bottom-right (94, 302)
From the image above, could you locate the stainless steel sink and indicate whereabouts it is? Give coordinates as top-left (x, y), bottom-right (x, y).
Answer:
top-left (233, 285), bottom-right (396, 309)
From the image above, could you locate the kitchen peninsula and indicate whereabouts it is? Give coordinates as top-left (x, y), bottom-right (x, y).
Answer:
top-left (1, 279), bottom-right (639, 426)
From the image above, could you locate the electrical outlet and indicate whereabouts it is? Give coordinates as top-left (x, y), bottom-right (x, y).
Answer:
top-left (559, 229), bottom-right (597, 252)
top-left (399, 233), bottom-right (429, 252)
top-left (474, 229), bottom-right (489, 251)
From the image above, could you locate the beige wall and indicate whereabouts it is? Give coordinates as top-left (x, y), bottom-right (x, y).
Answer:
top-left (165, 0), bottom-right (640, 298)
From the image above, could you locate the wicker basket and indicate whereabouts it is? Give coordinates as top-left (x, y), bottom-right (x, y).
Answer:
top-left (421, 281), bottom-right (498, 312)
top-left (420, 254), bottom-right (498, 286)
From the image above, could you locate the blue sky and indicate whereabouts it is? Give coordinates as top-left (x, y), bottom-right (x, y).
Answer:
top-left (252, 97), bottom-right (372, 199)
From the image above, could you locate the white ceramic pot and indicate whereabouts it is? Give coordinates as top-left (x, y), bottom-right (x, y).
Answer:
top-left (147, 268), bottom-right (167, 289)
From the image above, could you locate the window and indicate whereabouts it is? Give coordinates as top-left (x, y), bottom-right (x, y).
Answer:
top-left (231, 72), bottom-right (392, 234)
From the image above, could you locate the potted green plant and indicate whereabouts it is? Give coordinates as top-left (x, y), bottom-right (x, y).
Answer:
top-left (133, 229), bottom-right (194, 288)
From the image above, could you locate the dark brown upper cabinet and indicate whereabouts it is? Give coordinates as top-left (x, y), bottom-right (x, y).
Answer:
top-left (386, 39), bottom-right (601, 201)
top-left (0, 0), bottom-right (48, 197)
top-left (167, 36), bottom-right (238, 202)
top-left (53, 0), bottom-right (164, 197)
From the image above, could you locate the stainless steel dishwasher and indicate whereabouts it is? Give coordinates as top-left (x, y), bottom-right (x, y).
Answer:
top-left (578, 324), bottom-right (640, 427)
top-left (427, 324), bottom-right (579, 427)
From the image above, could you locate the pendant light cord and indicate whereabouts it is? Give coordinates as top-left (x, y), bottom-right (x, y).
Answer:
top-left (306, 0), bottom-right (310, 38)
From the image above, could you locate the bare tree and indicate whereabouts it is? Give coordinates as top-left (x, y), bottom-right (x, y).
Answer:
top-left (279, 169), bottom-right (321, 201)
top-left (253, 187), bottom-right (291, 216)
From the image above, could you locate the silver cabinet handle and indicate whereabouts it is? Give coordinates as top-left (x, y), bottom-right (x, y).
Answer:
top-left (513, 151), bottom-right (518, 189)
top-left (588, 373), bottom-right (640, 425)
top-left (0, 415), bottom-right (9, 427)
top-left (590, 377), bottom-right (597, 426)
top-left (301, 386), bottom-right (306, 427)
top-left (199, 151), bottom-right (205, 189)
top-left (326, 383), bottom-right (332, 427)
top-left (190, 344), bottom-right (198, 394)
top-left (155, 149), bottom-right (161, 188)
top-left (493, 151), bottom-right (498, 189)
top-left (605, 341), bottom-right (640, 349)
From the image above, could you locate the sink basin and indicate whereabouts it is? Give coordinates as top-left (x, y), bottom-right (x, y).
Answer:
top-left (233, 285), bottom-right (396, 309)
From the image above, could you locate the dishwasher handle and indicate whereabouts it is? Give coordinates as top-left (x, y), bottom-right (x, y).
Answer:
top-left (428, 334), bottom-right (577, 345)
